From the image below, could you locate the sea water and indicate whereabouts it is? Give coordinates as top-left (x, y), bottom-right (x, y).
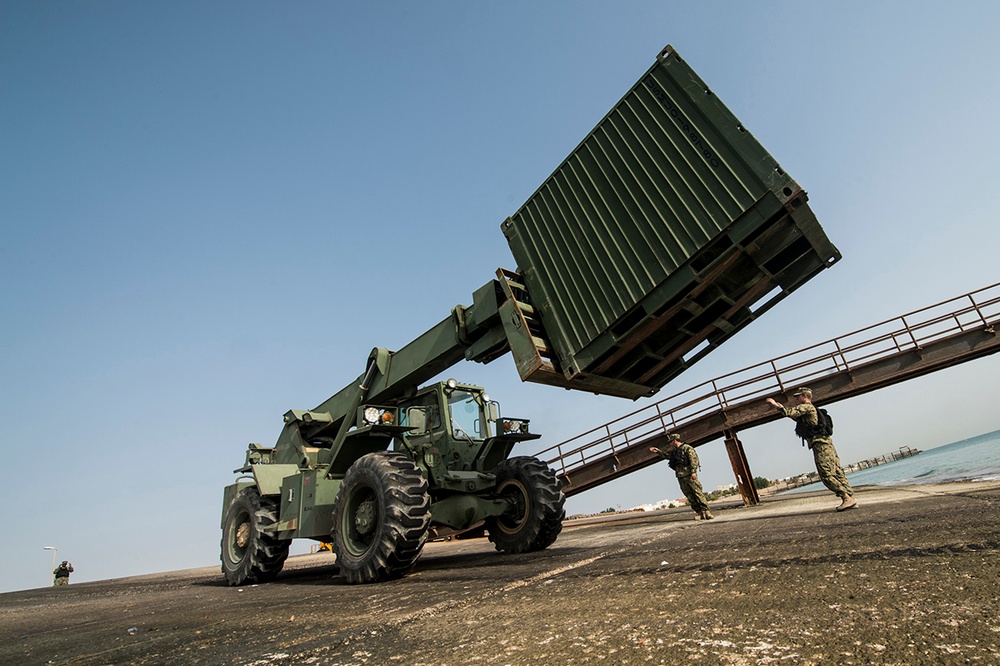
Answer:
top-left (788, 428), bottom-right (1000, 493)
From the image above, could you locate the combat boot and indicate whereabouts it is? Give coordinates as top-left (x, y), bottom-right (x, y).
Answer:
top-left (835, 494), bottom-right (857, 512)
top-left (702, 509), bottom-right (715, 520)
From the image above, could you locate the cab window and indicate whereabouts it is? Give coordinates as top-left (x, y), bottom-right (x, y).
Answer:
top-left (448, 389), bottom-right (482, 440)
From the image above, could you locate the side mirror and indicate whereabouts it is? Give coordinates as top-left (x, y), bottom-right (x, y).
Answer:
top-left (486, 401), bottom-right (500, 422)
top-left (406, 407), bottom-right (428, 434)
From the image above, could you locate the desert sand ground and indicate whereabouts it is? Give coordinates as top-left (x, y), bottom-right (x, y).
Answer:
top-left (1, 481), bottom-right (997, 665)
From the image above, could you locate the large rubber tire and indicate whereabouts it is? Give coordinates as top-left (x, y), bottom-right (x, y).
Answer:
top-left (485, 456), bottom-right (566, 553)
top-left (332, 451), bottom-right (431, 584)
top-left (221, 487), bottom-right (290, 586)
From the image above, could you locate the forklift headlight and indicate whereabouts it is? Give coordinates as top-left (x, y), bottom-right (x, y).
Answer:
top-left (503, 418), bottom-right (526, 434)
top-left (363, 407), bottom-right (396, 425)
top-left (363, 407), bottom-right (381, 425)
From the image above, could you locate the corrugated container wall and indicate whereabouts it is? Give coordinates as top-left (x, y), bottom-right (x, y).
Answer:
top-left (501, 45), bottom-right (840, 400)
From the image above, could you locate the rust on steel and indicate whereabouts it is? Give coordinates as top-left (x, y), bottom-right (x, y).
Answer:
top-left (724, 430), bottom-right (760, 506)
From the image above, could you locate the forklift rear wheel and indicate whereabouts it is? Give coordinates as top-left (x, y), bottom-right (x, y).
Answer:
top-left (221, 487), bottom-right (290, 586)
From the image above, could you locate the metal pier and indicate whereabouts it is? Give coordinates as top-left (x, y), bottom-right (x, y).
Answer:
top-left (536, 282), bottom-right (1000, 505)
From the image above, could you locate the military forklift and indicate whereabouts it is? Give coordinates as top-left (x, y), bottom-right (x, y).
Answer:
top-left (221, 45), bottom-right (842, 584)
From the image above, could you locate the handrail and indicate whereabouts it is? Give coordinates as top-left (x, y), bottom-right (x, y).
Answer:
top-left (538, 281), bottom-right (1000, 476)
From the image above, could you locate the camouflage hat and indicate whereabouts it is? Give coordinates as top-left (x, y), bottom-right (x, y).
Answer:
top-left (665, 433), bottom-right (681, 442)
top-left (792, 387), bottom-right (812, 397)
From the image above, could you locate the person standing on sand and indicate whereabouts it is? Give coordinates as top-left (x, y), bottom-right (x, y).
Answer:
top-left (53, 560), bottom-right (74, 586)
top-left (767, 387), bottom-right (857, 511)
top-left (649, 433), bottom-right (714, 520)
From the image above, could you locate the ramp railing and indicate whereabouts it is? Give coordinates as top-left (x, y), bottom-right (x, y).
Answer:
top-left (537, 281), bottom-right (1000, 480)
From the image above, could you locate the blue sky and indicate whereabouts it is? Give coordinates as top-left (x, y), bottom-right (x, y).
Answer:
top-left (3, 1), bottom-right (999, 592)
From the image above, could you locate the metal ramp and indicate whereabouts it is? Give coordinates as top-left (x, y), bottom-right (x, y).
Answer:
top-left (536, 281), bottom-right (1000, 505)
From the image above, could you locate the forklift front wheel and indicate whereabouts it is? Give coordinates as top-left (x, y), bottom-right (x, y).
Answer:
top-left (486, 456), bottom-right (566, 554)
top-left (332, 451), bottom-right (431, 584)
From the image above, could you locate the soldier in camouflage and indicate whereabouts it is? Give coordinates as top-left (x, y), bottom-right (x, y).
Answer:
top-left (767, 387), bottom-right (857, 511)
top-left (649, 434), bottom-right (714, 520)
top-left (53, 561), bottom-right (74, 586)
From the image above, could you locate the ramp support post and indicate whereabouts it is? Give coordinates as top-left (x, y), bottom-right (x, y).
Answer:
top-left (724, 429), bottom-right (760, 506)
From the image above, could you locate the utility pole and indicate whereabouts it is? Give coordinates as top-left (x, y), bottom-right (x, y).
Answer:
top-left (43, 546), bottom-right (57, 587)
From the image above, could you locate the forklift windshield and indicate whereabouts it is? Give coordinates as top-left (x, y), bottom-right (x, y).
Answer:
top-left (448, 389), bottom-right (484, 440)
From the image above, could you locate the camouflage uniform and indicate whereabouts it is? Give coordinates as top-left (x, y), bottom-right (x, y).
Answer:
top-left (53, 561), bottom-right (73, 586)
top-left (779, 402), bottom-right (854, 499)
top-left (655, 442), bottom-right (710, 515)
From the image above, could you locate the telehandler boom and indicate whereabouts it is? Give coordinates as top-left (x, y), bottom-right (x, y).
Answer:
top-left (221, 45), bottom-right (841, 584)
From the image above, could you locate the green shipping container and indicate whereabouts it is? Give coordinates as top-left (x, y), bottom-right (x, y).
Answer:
top-left (501, 45), bottom-right (840, 400)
